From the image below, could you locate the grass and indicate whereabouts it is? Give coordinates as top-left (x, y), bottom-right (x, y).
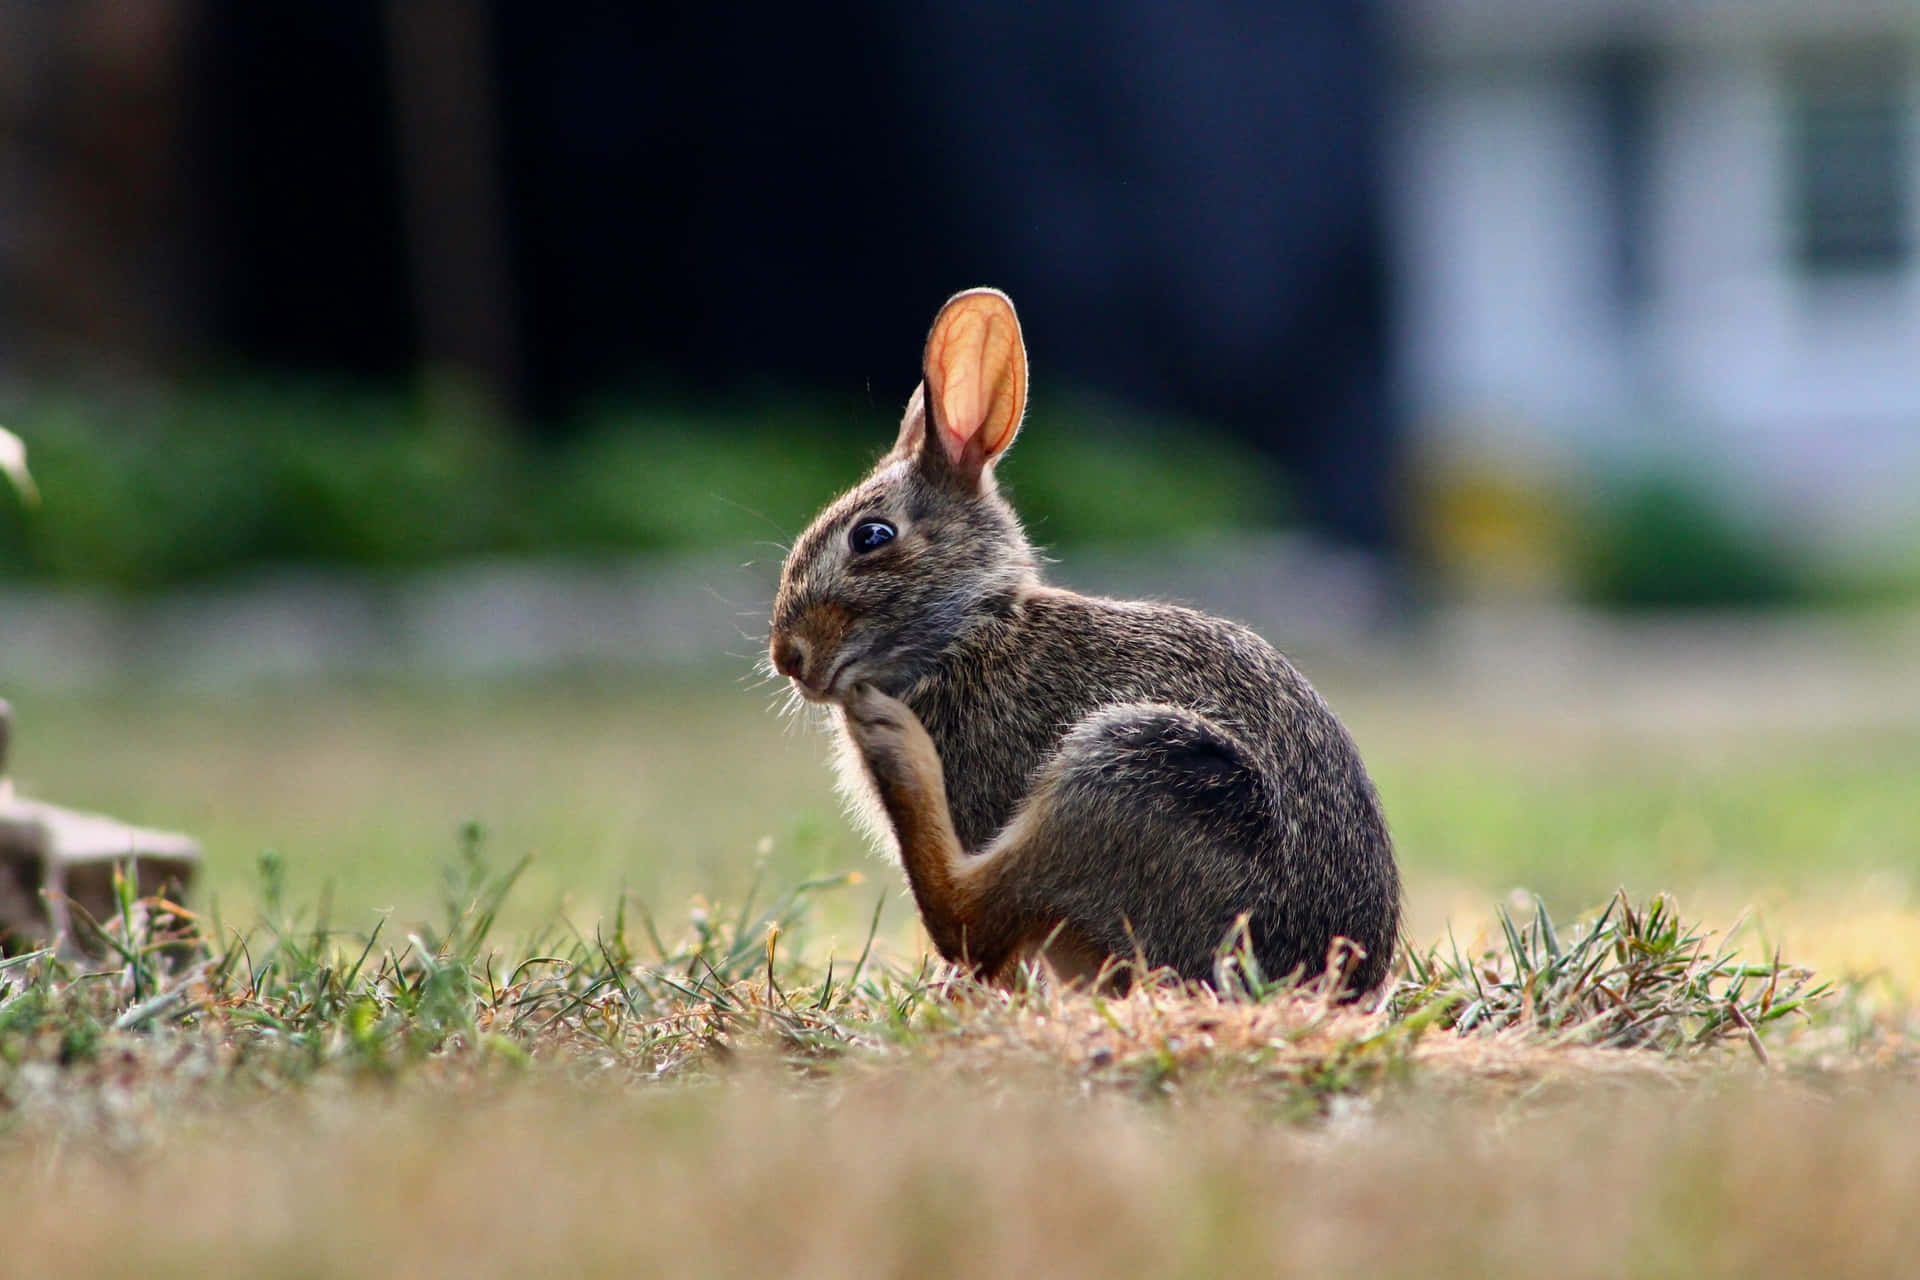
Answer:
top-left (2, 669), bottom-right (1917, 1274)
top-left (7, 671), bottom-right (1915, 979)
top-left (0, 839), bottom-right (1887, 1134)
top-left (0, 839), bottom-right (1847, 1096)
top-left (8, 1063), bottom-right (1919, 1278)
top-left (0, 833), bottom-right (1911, 1276)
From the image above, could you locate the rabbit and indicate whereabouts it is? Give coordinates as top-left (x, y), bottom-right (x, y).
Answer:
top-left (769, 288), bottom-right (1400, 993)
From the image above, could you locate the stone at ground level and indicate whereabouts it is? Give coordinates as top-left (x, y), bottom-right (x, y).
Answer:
top-left (0, 698), bottom-right (201, 953)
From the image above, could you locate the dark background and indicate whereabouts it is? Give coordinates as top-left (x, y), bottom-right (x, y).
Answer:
top-left (1, 1), bottom-right (1396, 551)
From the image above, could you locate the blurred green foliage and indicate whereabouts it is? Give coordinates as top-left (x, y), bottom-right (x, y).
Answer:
top-left (4, 383), bottom-right (1905, 610)
top-left (1570, 473), bottom-right (1806, 610)
top-left (0, 383), bottom-right (1285, 590)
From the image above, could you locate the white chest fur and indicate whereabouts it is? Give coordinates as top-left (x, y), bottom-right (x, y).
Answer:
top-left (829, 706), bottom-right (901, 863)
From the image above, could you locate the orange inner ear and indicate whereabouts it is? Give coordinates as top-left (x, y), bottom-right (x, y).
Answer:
top-left (924, 291), bottom-right (1027, 468)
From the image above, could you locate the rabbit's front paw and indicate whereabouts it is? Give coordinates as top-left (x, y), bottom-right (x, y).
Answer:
top-left (845, 683), bottom-right (943, 806)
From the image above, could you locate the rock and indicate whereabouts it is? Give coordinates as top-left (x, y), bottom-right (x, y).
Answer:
top-left (0, 698), bottom-right (201, 953)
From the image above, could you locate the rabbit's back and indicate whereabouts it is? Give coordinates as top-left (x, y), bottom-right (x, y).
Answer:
top-left (898, 588), bottom-right (1381, 855)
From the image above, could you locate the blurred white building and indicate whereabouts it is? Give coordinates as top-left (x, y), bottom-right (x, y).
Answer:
top-left (1391, 0), bottom-right (1920, 554)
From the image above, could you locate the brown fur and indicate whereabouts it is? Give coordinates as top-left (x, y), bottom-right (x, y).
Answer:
top-left (770, 288), bottom-right (1401, 994)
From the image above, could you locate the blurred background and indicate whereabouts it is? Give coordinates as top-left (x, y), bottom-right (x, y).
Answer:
top-left (1, 2), bottom-right (1916, 969)
top-left (6, 0), bottom-right (1920, 608)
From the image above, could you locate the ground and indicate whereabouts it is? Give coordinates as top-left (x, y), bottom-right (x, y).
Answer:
top-left (2, 658), bottom-right (1916, 1275)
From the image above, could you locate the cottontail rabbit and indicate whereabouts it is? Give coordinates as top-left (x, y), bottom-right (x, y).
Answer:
top-left (770, 289), bottom-right (1399, 992)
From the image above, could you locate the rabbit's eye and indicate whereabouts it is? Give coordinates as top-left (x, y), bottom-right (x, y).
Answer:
top-left (848, 520), bottom-right (896, 555)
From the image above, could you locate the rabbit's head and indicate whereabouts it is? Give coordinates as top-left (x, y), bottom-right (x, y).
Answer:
top-left (770, 288), bottom-right (1039, 703)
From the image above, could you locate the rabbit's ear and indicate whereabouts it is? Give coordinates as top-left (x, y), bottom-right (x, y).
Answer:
top-left (920, 288), bottom-right (1027, 490)
top-left (889, 382), bottom-right (928, 460)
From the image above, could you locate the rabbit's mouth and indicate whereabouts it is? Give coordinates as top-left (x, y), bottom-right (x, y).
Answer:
top-left (788, 652), bottom-right (858, 704)
top-left (819, 654), bottom-right (860, 700)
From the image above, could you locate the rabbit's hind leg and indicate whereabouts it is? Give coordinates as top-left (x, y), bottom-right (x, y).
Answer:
top-left (988, 703), bottom-right (1276, 985)
top-left (845, 688), bottom-right (1277, 987)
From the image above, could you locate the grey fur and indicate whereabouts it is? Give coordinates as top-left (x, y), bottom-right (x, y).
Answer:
top-left (769, 290), bottom-right (1400, 993)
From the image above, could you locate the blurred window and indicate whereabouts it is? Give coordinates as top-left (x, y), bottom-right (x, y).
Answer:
top-left (1595, 47), bottom-right (1653, 320)
top-left (1787, 54), bottom-right (1912, 276)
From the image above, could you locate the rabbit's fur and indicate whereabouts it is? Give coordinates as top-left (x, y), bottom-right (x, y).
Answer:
top-left (770, 289), bottom-right (1399, 993)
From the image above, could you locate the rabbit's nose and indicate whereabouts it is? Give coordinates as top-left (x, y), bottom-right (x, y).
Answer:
top-left (772, 636), bottom-right (807, 680)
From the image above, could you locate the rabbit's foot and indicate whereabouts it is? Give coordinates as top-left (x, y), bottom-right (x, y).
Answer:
top-left (847, 683), bottom-right (1043, 977)
top-left (844, 683), bottom-right (945, 816)
top-left (844, 682), bottom-right (979, 940)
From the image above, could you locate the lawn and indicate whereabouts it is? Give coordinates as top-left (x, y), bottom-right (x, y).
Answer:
top-left (2, 663), bottom-right (1916, 1275)
top-left (8, 666), bottom-right (1915, 981)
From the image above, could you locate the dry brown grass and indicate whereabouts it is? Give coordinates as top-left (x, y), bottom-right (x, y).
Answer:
top-left (2, 1070), bottom-right (1918, 1278)
top-left (0, 870), bottom-right (1913, 1278)
top-left (4, 675), bottom-right (1915, 1275)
